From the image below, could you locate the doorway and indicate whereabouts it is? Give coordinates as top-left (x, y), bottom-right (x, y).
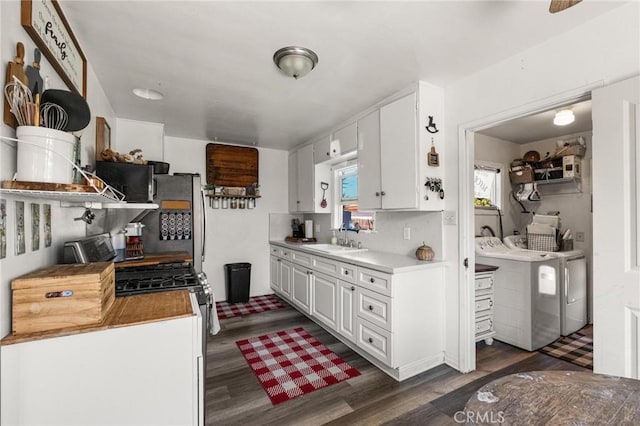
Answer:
top-left (458, 84), bottom-right (601, 373)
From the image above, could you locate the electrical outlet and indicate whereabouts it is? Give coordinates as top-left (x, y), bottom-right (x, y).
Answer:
top-left (443, 210), bottom-right (457, 225)
top-left (576, 231), bottom-right (585, 242)
top-left (403, 227), bottom-right (411, 240)
top-left (315, 224), bottom-right (321, 233)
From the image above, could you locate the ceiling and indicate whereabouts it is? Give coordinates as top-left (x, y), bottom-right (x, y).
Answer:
top-left (60, 1), bottom-right (624, 151)
top-left (478, 99), bottom-right (593, 144)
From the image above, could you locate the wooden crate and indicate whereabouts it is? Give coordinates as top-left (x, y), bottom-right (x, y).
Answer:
top-left (12, 262), bottom-right (115, 334)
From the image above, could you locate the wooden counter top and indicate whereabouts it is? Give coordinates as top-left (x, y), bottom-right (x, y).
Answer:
top-left (1, 290), bottom-right (195, 346)
top-left (114, 252), bottom-right (192, 268)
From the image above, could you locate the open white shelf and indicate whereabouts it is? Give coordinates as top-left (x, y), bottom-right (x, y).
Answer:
top-left (0, 188), bottom-right (158, 210)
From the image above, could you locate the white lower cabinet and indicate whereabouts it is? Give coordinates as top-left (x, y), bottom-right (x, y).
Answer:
top-left (292, 265), bottom-right (312, 314)
top-left (269, 243), bottom-right (445, 381)
top-left (1, 307), bottom-right (201, 426)
top-left (475, 270), bottom-right (496, 345)
top-left (311, 272), bottom-right (338, 329)
top-left (338, 280), bottom-right (357, 342)
top-left (270, 253), bottom-right (293, 298)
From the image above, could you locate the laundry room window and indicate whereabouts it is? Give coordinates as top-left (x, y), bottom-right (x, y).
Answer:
top-left (332, 161), bottom-right (375, 231)
top-left (474, 162), bottom-right (502, 209)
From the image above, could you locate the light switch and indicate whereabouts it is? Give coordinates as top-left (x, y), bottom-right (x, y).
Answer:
top-left (403, 227), bottom-right (411, 240)
top-left (443, 211), bottom-right (457, 225)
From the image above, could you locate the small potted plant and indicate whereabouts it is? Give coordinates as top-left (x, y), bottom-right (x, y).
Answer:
top-left (203, 184), bottom-right (215, 196)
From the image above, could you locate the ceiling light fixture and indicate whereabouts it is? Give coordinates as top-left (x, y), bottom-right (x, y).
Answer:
top-left (133, 88), bottom-right (164, 100)
top-left (553, 109), bottom-right (575, 126)
top-left (273, 46), bottom-right (318, 79)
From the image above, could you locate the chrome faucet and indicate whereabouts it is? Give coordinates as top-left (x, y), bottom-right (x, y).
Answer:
top-left (339, 225), bottom-right (359, 246)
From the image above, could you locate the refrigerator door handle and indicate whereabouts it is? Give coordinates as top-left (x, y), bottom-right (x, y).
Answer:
top-left (200, 187), bottom-right (206, 263)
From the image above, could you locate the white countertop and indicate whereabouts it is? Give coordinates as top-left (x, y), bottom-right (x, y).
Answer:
top-left (270, 240), bottom-right (446, 274)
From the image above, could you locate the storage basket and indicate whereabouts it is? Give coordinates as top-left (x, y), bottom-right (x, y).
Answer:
top-left (527, 233), bottom-right (559, 252)
top-left (509, 165), bottom-right (534, 184)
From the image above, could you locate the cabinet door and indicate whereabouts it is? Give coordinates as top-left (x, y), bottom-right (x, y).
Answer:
top-left (332, 122), bottom-right (357, 154)
top-left (357, 109), bottom-right (382, 210)
top-left (288, 151), bottom-right (298, 212)
top-left (380, 93), bottom-right (418, 209)
top-left (280, 260), bottom-right (293, 298)
top-left (270, 256), bottom-right (280, 293)
top-left (291, 265), bottom-right (311, 313)
top-left (311, 272), bottom-right (338, 330)
top-left (338, 280), bottom-right (357, 342)
top-left (313, 134), bottom-right (333, 164)
top-left (296, 144), bottom-right (315, 212)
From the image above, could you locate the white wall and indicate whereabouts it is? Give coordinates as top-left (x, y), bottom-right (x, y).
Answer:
top-left (308, 211), bottom-right (444, 260)
top-left (0, 0), bottom-right (117, 340)
top-left (164, 136), bottom-right (289, 301)
top-left (474, 134), bottom-right (520, 238)
top-left (443, 2), bottom-right (640, 369)
top-left (114, 118), bottom-right (164, 161)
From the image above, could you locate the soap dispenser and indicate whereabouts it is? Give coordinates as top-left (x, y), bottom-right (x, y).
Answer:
top-left (331, 230), bottom-right (338, 245)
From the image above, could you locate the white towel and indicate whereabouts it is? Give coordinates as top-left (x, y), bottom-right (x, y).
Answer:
top-left (209, 292), bottom-right (221, 335)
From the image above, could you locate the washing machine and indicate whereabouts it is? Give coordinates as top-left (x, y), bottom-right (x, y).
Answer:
top-left (504, 235), bottom-right (587, 336)
top-left (475, 237), bottom-right (561, 351)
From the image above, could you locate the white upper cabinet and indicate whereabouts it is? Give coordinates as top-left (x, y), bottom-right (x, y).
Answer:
top-left (332, 121), bottom-right (358, 155)
top-left (379, 92), bottom-right (419, 209)
top-left (313, 134), bottom-right (335, 164)
top-left (357, 109), bottom-right (382, 210)
top-left (296, 144), bottom-right (314, 212)
top-left (288, 151), bottom-right (298, 212)
top-left (358, 81), bottom-right (445, 211)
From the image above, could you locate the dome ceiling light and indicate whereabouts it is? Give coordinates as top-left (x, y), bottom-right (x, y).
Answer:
top-left (553, 109), bottom-right (575, 126)
top-left (133, 88), bottom-right (164, 100)
top-left (273, 46), bottom-right (318, 79)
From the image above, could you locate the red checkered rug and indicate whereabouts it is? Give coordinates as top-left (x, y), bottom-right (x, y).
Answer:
top-left (216, 294), bottom-right (286, 320)
top-left (236, 327), bottom-right (361, 405)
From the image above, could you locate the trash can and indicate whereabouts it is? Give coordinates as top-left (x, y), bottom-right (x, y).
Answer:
top-left (224, 263), bottom-right (251, 303)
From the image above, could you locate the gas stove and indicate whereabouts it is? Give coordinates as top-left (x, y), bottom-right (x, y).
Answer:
top-left (115, 261), bottom-right (204, 297)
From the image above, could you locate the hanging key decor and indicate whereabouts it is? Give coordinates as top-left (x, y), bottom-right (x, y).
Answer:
top-left (424, 177), bottom-right (444, 200)
top-left (427, 137), bottom-right (440, 167)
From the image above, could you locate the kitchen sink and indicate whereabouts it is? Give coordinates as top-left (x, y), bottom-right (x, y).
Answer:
top-left (301, 243), bottom-right (368, 254)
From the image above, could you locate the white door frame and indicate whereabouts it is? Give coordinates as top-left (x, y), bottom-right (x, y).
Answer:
top-left (457, 81), bottom-right (604, 373)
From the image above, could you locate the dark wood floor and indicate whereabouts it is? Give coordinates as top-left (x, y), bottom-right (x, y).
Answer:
top-left (206, 306), bottom-right (588, 425)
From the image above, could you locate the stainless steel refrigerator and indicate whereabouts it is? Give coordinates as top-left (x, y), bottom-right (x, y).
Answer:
top-left (137, 173), bottom-right (206, 272)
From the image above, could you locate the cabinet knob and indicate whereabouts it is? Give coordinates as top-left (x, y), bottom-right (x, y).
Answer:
top-left (381, 191), bottom-right (386, 196)
top-left (350, 286), bottom-right (355, 291)
top-left (297, 200), bottom-right (300, 204)
top-left (326, 152), bottom-right (330, 156)
top-left (344, 270), bottom-right (349, 275)
top-left (370, 278), bottom-right (375, 283)
top-left (375, 192), bottom-right (380, 197)
top-left (368, 305), bottom-right (373, 311)
top-left (368, 337), bottom-right (373, 344)
top-left (277, 259), bottom-right (281, 262)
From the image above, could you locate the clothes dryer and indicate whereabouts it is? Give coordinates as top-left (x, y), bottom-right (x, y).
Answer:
top-left (503, 235), bottom-right (587, 335)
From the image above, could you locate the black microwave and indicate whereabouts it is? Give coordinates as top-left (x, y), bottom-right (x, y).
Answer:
top-left (96, 161), bottom-right (154, 202)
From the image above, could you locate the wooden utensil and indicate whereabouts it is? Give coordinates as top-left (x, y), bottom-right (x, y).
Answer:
top-left (4, 42), bottom-right (29, 127)
top-left (25, 48), bottom-right (43, 96)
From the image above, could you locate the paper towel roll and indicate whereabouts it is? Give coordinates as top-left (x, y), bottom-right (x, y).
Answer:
top-left (305, 220), bottom-right (313, 239)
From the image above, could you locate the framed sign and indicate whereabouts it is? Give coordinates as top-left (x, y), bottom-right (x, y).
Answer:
top-left (21, 0), bottom-right (87, 98)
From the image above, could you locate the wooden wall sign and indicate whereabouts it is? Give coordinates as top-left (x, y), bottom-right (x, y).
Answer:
top-left (206, 144), bottom-right (259, 188)
top-left (21, 0), bottom-right (87, 98)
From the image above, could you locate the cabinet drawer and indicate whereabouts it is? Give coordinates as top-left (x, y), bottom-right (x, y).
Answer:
top-left (474, 296), bottom-right (493, 316)
top-left (475, 316), bottom-right (493, 336)
top-left (312, 256), bottom-right (341, 276)
top-left (357, 287), bottom-right (392, 331)
top-left (338, 263), bottom-right (357, 283)
top-left (357, 268), bottom-right (392, 296)
top-left (270, 245), bottom-right (282, 257)
top-left (474, 274), bottom-right (494, 291)
top-left (357, 319), bottom-right (393, 367)
top-left (280, 248), bottom-right (292, 260)
top-left (291, 250), bottom-right (313, 267)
